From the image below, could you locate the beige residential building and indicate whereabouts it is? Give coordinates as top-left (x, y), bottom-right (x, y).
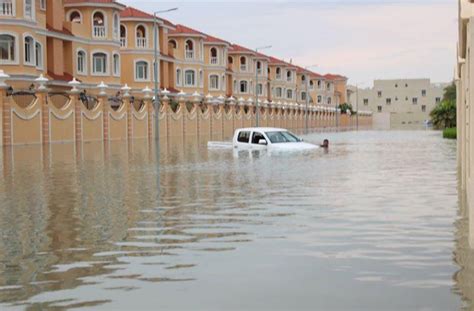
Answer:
top-left (457, 0), bottom-right (474, 229)
top-left (349, 79), bottom-right (446, 129)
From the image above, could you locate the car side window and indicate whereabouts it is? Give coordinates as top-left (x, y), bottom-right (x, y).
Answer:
top-left (237, 131), bottom-right (250, 143)
top-left (251, 132), bottom-right (266, 144)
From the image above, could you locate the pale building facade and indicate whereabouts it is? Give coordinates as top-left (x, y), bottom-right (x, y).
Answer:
top-left (457, 0), bottom-right (474, 226)
top-left (349, 79), bottom-right (446, 129)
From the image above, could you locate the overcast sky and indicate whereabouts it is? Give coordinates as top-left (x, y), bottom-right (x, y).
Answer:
top-left (120, 0), bottom-right (457, 87)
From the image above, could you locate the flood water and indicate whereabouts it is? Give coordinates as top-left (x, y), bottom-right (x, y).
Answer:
top-left (0, 131), bottom-right (469, 310)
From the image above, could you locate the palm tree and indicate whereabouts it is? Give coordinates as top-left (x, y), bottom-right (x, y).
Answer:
top-left (430, 99), bottom-right (456, 129)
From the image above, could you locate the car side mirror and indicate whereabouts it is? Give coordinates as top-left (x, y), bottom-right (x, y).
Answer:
top-left (258, 139), bottom-right (268, 145)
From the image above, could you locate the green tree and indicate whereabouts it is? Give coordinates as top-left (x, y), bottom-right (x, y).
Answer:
top-left (430, 82), bottom-right (457, 130)
top-left (430, 99), bottom-right (456, 129)
top-left (339, 103), bottom-right (354, 114)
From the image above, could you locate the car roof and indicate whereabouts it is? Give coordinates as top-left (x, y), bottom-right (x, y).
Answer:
top-left (237, 127), bottom-right (287, 132)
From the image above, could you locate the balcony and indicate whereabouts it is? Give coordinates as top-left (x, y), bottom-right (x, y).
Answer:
top-left (93, 26), bottom-right (106, 38)
top-left (0, 1), bottom-right (13, 16)
top-left (185, 50), bottom-right (194, 59)
top-left (136, 37), bottom-right (147, 48)
top-left (210, 57), bottom-right (218, 65)
top-left (120, 38), bottom-right (126, 47)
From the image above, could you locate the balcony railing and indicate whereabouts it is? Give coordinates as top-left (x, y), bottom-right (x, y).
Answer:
top-left (120, 38), bottom-right (126, 47)
top-left (93, 26), bottom-right (106, 38)
top-left (240, 65), bottom-right (247, 72)
top-left (210, 57), bottom-right (218, 65)
top-left (185, 50), bottom-right (194, 59)
top-left (276, 74), bottom-right (282, 80)
top-left (136, 37), bottom-right (147, 48)
top-left (0, 1), bottom-right (14, 16)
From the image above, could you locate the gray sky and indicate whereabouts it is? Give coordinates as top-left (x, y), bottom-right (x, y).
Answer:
top-left (120, 0), bottom-right (457, 87)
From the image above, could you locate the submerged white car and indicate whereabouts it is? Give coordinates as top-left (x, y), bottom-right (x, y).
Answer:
top-left (231, 128), bottom-right (318, 151)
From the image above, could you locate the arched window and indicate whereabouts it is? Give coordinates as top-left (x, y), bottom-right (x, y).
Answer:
top-left (317, 95), bottom-right (322, 103)
top-left (276, 67), bottom-right (282, 79)
top-left (77, 50), bottom-right (86, 74)
top-left (240, 57), bottom-right (247, 71)
top-left (209, 74), bottom-right (219, 90)
top-left (120, 25), bottom-right (126, 47)
top-left (228, 56), bottom-right (233, 65)
top-left (113, 53), bottom-right (120, 76)
top-left (135, 61), bottom-right (149, 81)
top-left (287, 70), bottom-right (292, 82)
top-left (92, 52), bottom-right (107, 74)
top-left (24, 0), bottom-right (34, 19)
top-left (185, 70), bottom-right (195, 86)
top-left (317, 80), bottom-right (322, 88)
top-left (113, 13), bottom-right (119, 39)
top-left (168, 40), bottom-right (177, 49)
top-left (257, 83), bottom-right (263, 95)
top-left (275, 87), bottom-right (282, 98)
top-left (24, 36), bottom-right (34, 65)
top-left (185, 40), bottom-right (194, 59)
top-left (92, 11), bottom-right (106, 38)
top-left (35, 41), bottom-right (42, 68)
top-left (69, 11), bottom-right (82, 23)
top-left (302, 75), bottom-right (306, 82)
top-left (240, 80), bottom-right (248, 93)
top-left (136, 25), bottom-right (147, 48)
top-left (256, 61), bottom-right (262, 74)
top-left (176, 68), bottom-right (182, 86)
top-left (0, 34), bottom-right (16, 63)
top-left (210, 47), bottom-right (218, 64)
top-left (310, 80), bottom-right (314, 89)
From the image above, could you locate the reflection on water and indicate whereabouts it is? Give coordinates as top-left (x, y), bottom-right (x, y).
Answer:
top-left (0, 131), bottom-right (467, 310)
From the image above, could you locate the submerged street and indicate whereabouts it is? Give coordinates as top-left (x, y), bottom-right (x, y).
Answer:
top-left (0, 131), bottom-right (466, 310)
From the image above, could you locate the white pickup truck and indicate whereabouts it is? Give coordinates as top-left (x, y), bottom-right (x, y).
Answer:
top-left (208, 127), bottom-right (318, 151)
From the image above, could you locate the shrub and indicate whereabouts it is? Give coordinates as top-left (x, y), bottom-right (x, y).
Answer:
top-left (443, 128), bottom-right (457, 139)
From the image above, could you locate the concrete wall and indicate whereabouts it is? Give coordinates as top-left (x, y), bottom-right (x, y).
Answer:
top-left (0, 87), bottom-right (372, 146)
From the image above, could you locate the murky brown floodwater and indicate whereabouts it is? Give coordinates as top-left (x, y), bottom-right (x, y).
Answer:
top-left (0, 131), bottom-right (468, 310)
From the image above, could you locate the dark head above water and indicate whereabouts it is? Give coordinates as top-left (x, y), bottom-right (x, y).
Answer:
top-left (321, 139), bottom-right (329, 148)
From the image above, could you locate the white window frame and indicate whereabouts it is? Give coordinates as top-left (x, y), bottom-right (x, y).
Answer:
top-left (240, 56), bottom-right (247, 72)
top-left (287, 89), bottom-right (293, 100)
top-left (275, 87), bottom-right (282, 98)
top-left (199, 69), bottom-right (203, 88)
top-left (113, 13), bottom-right (120, 40)
top-left (209, 74), bottom-right (219, 90)
top-left (317, 95), bottom-right (322, 103)
top-left (24, 0), bottom-right (35, 20)
top-left (91, 50), bottom-right (109, 76)
top-left (240, 80), bottom-right (248, 94)
top-left (286, 70), bottom-right (293, 82)
top-left (0, 0), bottom-right (16, 16)
top-left (134, 59), bottom-right (150, 82)
top-left (221, 74), bottom-right (226, 91)
top-left (176, 67), bottom-right (182, 86)
top-left (40, 0), bottom-right (46, 10)
top-left (35, 41), bottom-right (43, 69)
top-left (185, 39), bottom-right (195, 60)
top-left (135, 23), bottom-right (148, 49)
top-left (112, 52), bottom-right (120, 77)
top-left (210, 47), bottom-right (218, 65)
top-left (184, 69), bottom-right (196, 87)
top-left (276, 67), bottom-right (282, 80)
top-left (91, 10), bottom-right (107, 39)
top-left (23, 34), bottom-right (35, 66)
top-left (76, 49), bottom-right (87, 75)
top-left (257, 83), bottom-right (263, 96)
top-left (120, 24), bottom-right (127, 47)
top-left (0, 32), bottom-right (19, 65)
top-left (67, 10), bottom-right (83, 24)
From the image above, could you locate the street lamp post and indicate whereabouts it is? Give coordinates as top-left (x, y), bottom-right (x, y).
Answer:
top-left (255, 45), bottom-right (271, 127)
top-left (153, 8), bottom-right (177, 142)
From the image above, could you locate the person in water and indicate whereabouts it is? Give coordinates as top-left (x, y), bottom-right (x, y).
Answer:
top-left (320, 139), bottom-right (329, 148)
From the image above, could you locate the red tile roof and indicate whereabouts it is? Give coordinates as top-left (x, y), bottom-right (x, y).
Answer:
top-left (324, 74), bottom-right (348, 81)
top-left (121, 6), bottom-right (153, 19)
top-left (65, 0), bottom-right (124, 5)
top-left (169, 24), bottom-right (229, 44)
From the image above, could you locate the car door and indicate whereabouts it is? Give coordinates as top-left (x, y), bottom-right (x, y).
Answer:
top-left (250, 131), bottom-right (268, 150)
top-left (235, 131), bottom-right (251, 149)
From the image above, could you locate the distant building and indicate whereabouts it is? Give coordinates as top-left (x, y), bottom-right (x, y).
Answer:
top-left (348, 79), bottom-right (447, 130)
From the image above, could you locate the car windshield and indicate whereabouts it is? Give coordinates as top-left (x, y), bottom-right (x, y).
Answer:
top-left (265, 131), bottom-right (302, 144)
